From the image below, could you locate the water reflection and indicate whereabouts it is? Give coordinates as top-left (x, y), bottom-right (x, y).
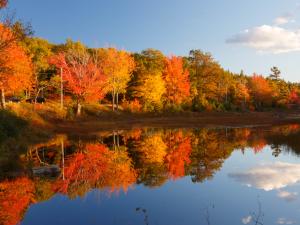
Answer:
top-left (229, 162), bottom-right (300, 191)
top-left (1, 124), bottom-right (300, 225)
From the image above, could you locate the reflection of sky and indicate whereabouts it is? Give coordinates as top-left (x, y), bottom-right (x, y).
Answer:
top-left (277, 217), bottom-right (296, 224)
top-left (229, 162), bottom-right (300, 191)
top-left (242, 215), bottom-right (252, 224)
top-left (277, 191), bottom-right (298, 202)
top-left (22, 145), bottom-right (300, 225)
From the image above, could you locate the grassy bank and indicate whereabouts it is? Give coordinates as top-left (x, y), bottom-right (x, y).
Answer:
top-left (2, 101), bottom-right (300, 135)
top-left (0, 109), bottom-right (53, 176)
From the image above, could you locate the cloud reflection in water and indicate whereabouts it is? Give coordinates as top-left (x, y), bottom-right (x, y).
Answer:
top-left (229, 162), bottom-right (300, 191)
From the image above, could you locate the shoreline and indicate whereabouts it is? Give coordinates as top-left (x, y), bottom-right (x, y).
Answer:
top-left (51, 111), bottom-right (300, 134)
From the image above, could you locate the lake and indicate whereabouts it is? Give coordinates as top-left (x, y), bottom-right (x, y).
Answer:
top-left (1, 124), bottom-right (300, 225)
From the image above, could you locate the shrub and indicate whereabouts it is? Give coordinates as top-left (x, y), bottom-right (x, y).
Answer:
top-left (0, 110), bottom-right (28, 141)
top-left (122, 99), bottom-right (142, 113)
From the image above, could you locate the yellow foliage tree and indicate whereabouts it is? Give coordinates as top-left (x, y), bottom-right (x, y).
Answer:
top-left (97, 48), bottom-right (135, 111)
top-left (135, 72), bottom-right (166, 111)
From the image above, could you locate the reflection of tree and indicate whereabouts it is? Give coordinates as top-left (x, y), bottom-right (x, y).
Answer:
top-left (137, 132), bottom-right (167, 164)
top-left (53, 144), bottom-right (137, 198)
top-left (3, 124), bottom-right (300, 224)
top-left (123, 129), bottom-right (142, 143)
top-left (136, 207), bottom-right (150, 225)
top-left (271, 144), bottom-right (281, 157)
top-left (251, 198), bottom-right (264, 225)
top-left (187, 129), bottom-right (237, 183)
top-left (266, 125), bottom-right (300, 157)
top-left (251, 139), bottom-right (267, 154)
top-left (0, 177), bottom-right (35, 225)
top-left (26, 135), bottom-right (68, 168)
top-left (131, 131), bottom-right (169, 187)
top-left (34, 178), bottom-right (55, 202)
top-left (164, 131), bottom-right (192, 179)
top-left (137, 163), bottom-right (168, 187)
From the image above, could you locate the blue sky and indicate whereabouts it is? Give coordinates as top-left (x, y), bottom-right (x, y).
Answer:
top-left (9, 0), bottom-right (300, 81)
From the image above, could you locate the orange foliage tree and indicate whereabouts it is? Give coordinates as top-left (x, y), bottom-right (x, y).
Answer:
top-left (232, 79), bottom-right (250, 109)
top-left (0, 24), bottom-right (33, 108)
top-left (248, 74), bottom-right (273, 109)
top-left (163, 56), bottom-right (190, 106)
top-left (0, 177), bottom-right (35, 225)
top-left (50, 50), bottom-right (107, 115)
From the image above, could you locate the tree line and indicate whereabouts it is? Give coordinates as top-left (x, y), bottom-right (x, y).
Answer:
top-left (0, 3), bottom-right (299, 115)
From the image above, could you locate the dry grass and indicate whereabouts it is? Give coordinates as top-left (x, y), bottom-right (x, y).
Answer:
top-left (6, 101), bottom-right (300, 135)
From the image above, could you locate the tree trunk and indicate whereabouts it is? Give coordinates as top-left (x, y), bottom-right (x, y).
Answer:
top-left (35, 88), bottom-right (41, 104)
top-left (61, 138), bottom-right (65, 181)
top-left (112, 89), bottom-right (115, 111)
top-left (117, 131), bottom-right (120, 149)
top-left (116, 92), bottom-right (119, 111)
top-left (77, 102), bottom-right (82, 116)
top-left (225, 86), bottom-right (228, 104)
top-left (1, 88), bottom-right (6, 109)
top-left (113, 131), bottom-right (116, 151)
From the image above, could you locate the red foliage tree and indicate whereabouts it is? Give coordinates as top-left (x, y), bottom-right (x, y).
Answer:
top-left (163, 56), bottom-right (190, 105)
top-left (50, 51), bottom-right (107, 115)
top-left (288, 89), bottom-right (300, 104)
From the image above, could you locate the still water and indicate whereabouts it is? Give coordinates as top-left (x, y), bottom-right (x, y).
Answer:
top-left (1, 125), bottom-right (300, 225)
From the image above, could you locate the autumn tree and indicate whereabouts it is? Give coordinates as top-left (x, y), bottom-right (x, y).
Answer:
top-left (248, 74), bottom-right (273, 109)
top-left (230, 75), bottom-right (250, 110)
top-left (129, 49), bottom-right (166, 111)
top-left (288, 89), bottom-right (300, 105)
top-left (0, 0), bottom-right (33, 57)
top-left (0, 24), bottom-right (33, 109)
top-left (50, 47), bottom-right (107, 115)
top-left (163, 56), bottom-right (190, 107)
top-left (186, 49), bottom-right (225, 111)
top-left (97, 48), bottom-right (135, 111)
top-left (23, 37), bottom-right (54, 100)
top-left (268, 77), bottom-right (293, 107)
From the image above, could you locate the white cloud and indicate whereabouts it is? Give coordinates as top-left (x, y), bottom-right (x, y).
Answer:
top-left (274, 17), bottom-right (290, 25)
top-left (229, 162), bottom-right (300, 191)
top-left (274, 13), bottom-right (294, 25)
top-left (242, 215), bottom-right (252, 224)
top-left (277, 190), bottom-right (298, 202)
top-left (277, 217), bottom-right (296, 224)
top-left (227, 25), bottom-right (300, 54)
